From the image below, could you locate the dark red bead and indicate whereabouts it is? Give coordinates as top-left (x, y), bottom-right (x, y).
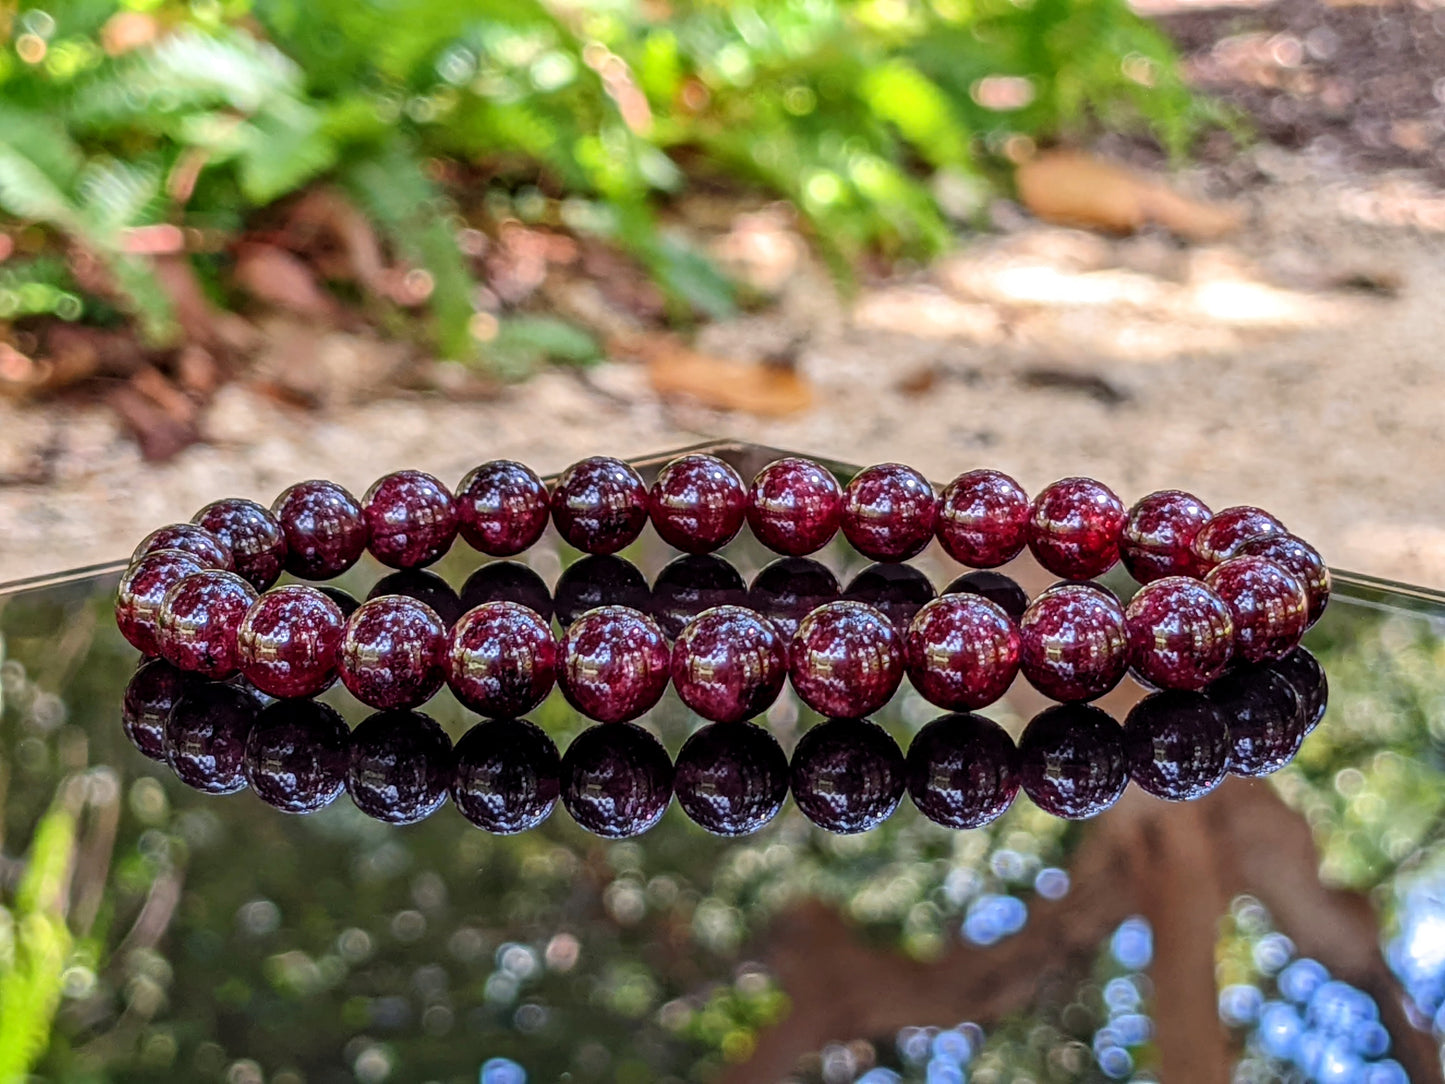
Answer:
top-left (244, 700), bottom-right (350, 813)
top-left (369, 569), bottom-right (463, 628)
top-left (1018, 585), bottom-right (1128, 702)
top-left (840, 463), bottom-right (938, 562)
top-left (1235, 533), bottom-right (1331, 627)
top-left (746, 457), bottom-right (842, 557)
top-left (317, 586), bottom-right (361, 620)
top-left (554, 554), bottom-right (649, 627)
top-left (672, 605), bottom-right (787, 723)
top-left (942, 570), bottom-right (1029, 621)
top-left (558, 606), bottom-right (671, 723)
top-left (1208, 665), bottom-right (1305, 777)
top-left (1204, 556), bottom-right (1309, 663)
top-left (561, 722), bottom-right (674, 838)
top-left (1120, 490), bottom-right (1212, 583)
top-left (843, 563), bottom-right (936, 633)
top-left (1191, 506), bottom-right (1286, 572)
top-left (551, 456), bottom-right (649, 555)
top-left (1267, 647), bottom-right (1328, 732)
top-left (237, 585), bottom-right (346, 698)
top-left (362, 470), bottom-right (458, 569)
top-left (789, 601), bottom-right (903, 718)
top-left (936, 469), bottom-right (1030, 569)
top-left (271, 480), bottom-right (368, 581)
top-left (675, 721), bottom-right (789, 836)
top-left (116, 550), bottom-right (207, 655)
top-left (157, 570), bottom-right (257, 677)
top-left (906, 713), bottom-right (1019, 829)
top-left (790, 718), bottom-right (904, 834)
top-left (132, 524), bottom-right (233, 571)
top-left (123, 659), bottom-right (195, 761)
top-left (446, 602), bottom-right (557, 718)
top-left (347, 710), bottom-right (452, 825)
top-left (338, 595), bottom-right (447, 709)
top-left (748, 558), bottom-right (839, 642)
top-left (1122, 691), bottom-right (1230, 801)
top-left (456, 459), bottom-right (551, 557)
top-left (164, 683), bottom-right (258, 794)
top-left (192, 498), bottom-right (287, 590)
top-left (905, 595), bottom-right (1021, 711)
top-left (650, 555), bottom-right (747, 639)
top-left (451, 717), bottom-right (561, 833)
top-left (1124, 577), bottom-right (1234, 691)
top-left (1027, 477), bottom-right (1127, 581)
top-left (1018, 703), bottom-right (1127, 820)
top-left (649, 454), bottom-right (748, 554)
top-left (460, 561), bottom-right (553, 622)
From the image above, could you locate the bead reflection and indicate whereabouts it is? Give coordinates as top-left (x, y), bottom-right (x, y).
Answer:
top-left (843, 562), bottom-right (935, 633)
top-left (649, 554), bottom-right (747, 639)
top-left (561, 722), bottom-right (674, 838)
top-left (1122, 690), bottom-right (1230, 801)
top-left (244, 700), bottom-right (350, 813)
top-left (942, 569), bottom-right (1029, 621)
top-left (164, 682), bottom-right (258, 794)
top-left (674, 721), bottom-right (789, 836)
top-left (1018, 703), bottom-right (1128, 820)
top-left (368, 568), bottom-right (463, 628)
top-left (790, 717), bottom-right (904, 834)
top-left (347, 710), bottom-right (453, 824)
top-left (1209, 664), bottom-right (1307, 778)
top-left (553, 554), bottom-right (649, 628)
top-left (748, 557), bottom-right (840, 641)
top-left (906, 713), bottom-right (1019, 829)
top-left (451, 718), bottom-right (560, 834)
top-left (459, 561), bottom-right (553, 621)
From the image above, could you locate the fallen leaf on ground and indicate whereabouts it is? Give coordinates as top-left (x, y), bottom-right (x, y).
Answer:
top-left (615, 333), bottom-right (813, 415)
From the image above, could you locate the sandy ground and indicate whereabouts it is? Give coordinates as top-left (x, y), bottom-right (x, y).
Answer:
top-left (2, 148), bottom-right (1444, 590)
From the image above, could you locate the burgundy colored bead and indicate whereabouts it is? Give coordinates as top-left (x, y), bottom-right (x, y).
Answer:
top-left (840, 463), bottom-right (938, 562)
top-left (1123, 577), bottom-right (1235, 691)
top-left (843, 563), bottom-right (936, 633)
top-left (157, 570), bottom-right (258, 677)
top-left (672, 605), bottom-right (788, 723)
top-left (674, 721), bottom-right (789, 836)
top-left (551, 456), bottom-right (649, 555)
top-left (748, 558), bottom-right (840, 642)
top-left (271, 480), bottom-right (368, 581)
top-left (347, 710), bottom-right (453, 825)
top-left (244, 700), bottom-right (350, 813)
top-left (790, 718), bottom-right (905, 834)
top-left (1204, 556), bottom-right (1309, 663)
top-left (446, 602), bottom-right (557, 718)
top-left (1122, 691), bottom-right (1230, 801)
top-left (461, 561), bottom-right (554, 622)
top-left (1267, 647), bottom-right (1328, 732)
top-left (906, 713), bottom-right (1020, 829)
top-left (942, 570), bottom-right (1029, 621)
top-left (338, 595), bottom-right (448, 710)
top-left (648, 454), bottom-right (748, 554)
top-left (1026, 477), bottom-right (1127, 581)
top-left (1208, 665), bottom-right (1306, 777)
top-left (363, 470), bottom-right (458, 569)
top-left (1235, 533), bottom-right (1331, 627)
top-left (132, 524), bottom-right (233, 571)
top-left (936, 469), bottom-right (1030, 569)
top-left (451, 717), bottom-right (561, 834)
top-left (650, 554), bottom-right (747, 639)
top-left (116, 550), bottom-right (207, 655)
top-left (1018, 585), bottom-right (1128, 702)
top-left (905, 595), bottom-right (1021, 711)
top-left (1191, 506), bottom-right (1286, 571)
top-left (554, 554), bottom-right (649, 627)
top-left (456, 459), bottom-right (551, 557)
top-left (237, 585), bottom-right (346, 699)
top-left (192, 498), bottom-right (288, 590)
top-left (123, 659), bottom-right (195, 761)
top-left (789, 601), bottom-right (903, 719)
top-left (164, 683), bottom-right (258, 794)
top-left (1120, 490), bottom-right (1212, 583)
top-left (558, 606), bottom-right (671, 724)
top-left (746, 457), bottom-right (843, 557)
top-left (1018, 703), bottom-right (1127, 820)
top-left (561, 722), bottom-right (674, 838)
top-left (369, 569), bottom-right (463, 628)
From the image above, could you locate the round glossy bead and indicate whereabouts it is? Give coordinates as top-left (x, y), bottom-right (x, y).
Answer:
top-left (1027, 477), bottom-right (1127, 581)
top-left (461, 561), bottom-right (553, 622)
top-left (840, 463), bottom-right (938, 562)
top-left (1267, 647), bottom-right (1328, 732)
top-left (369, 569), bottom-right (463, 628)
top-left (132, 524), bottom-right (233, 571)
top-left (790, 718), bottom-right (904, 834)
top-left (451, 718), bottom-right (561, 834)
top-left (748, 558), bottom-right (840, 642)
top-left (942, 570), bottom-right (1029, 621)
top-left (746, 458), bottom-right (842, 557)
top-left (271, 480), bottom-right (368, 580)
top-left (789, 601), bottom-right (903, 718)
top-left (164, 683), bottom-right (258, 794)
top-left (672, 606), bottom-right (788, 723)
top-left (123, 659), bottom-right (194, 761)
top-left (674, 721), bottom-right (789, 836)
top-left (906, 595), bottom-right (1021, 711)
top-left (192, 498), bottom-right (287, 590)
top-left (1018, 585), bottom-right (1128, 702)
top-left (650, 554), bottom-right (747, 639)
top-left (1121, 490), bottom-right (1212, 583)
top-left (1235, 533), bottom-right (1331, 627)
top-left (561, 722), bottom-right (674, 838)
top-left (1124, 577), bottom-right (1235, 691)
top-left (1205, 556), bottom-right (1309, 663)
top-left (1122, 691), bottom-right (1230, 801)
top-left (554, 554), bottom-right (649, 627)
top-left (362, 470), bottom-right (458, 569)
top-left (648, 454), bottom-right (748, 554)
top-left (244, 700), bottom-right (350, 813)
top-left (558, 606), bottom-right (671, 723)
top-left (116, 550), bottom-right (207, 655)
top-left (551, 456), bottom-right (649, 555)
top-left (347, 710), bottom-right (453, 825)
top-left (157, 570), bottom-right (257, 677)
top-left (446, 602), bottom-right (557, 718)
top-left (936, 469), bottom-right (1030, 568)
top-left (844, 563), bottom-right (936, 634)
top-left (237, 585), bottom-right (346, 698)
top-left (1208, 665), bottom-right (1305, 777)
top-left (456, 460), bottom-right (551, 557)
top-left (338, 596), bottom-right (448, 709)
top-left (1018, 703), bottom-right (1128, 820)
top-left (1191, 506), bottom-right (1286, 571)
top-left (906, 713), bottom-right (1019, 829)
